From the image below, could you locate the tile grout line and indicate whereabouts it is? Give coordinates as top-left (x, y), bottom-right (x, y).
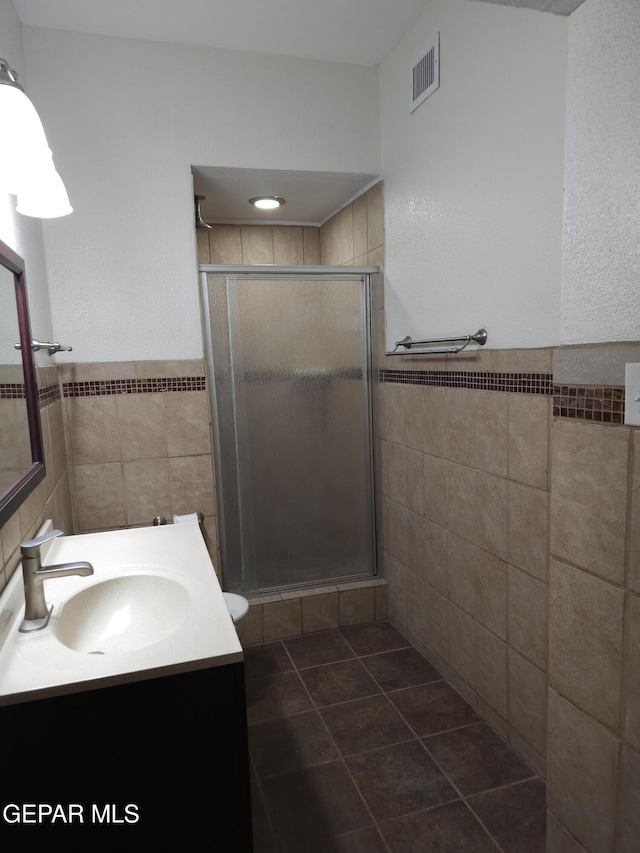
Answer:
top-left (290, 641), bottom-right (413, 671)
top-left (464, 774), bottom-right (540, 800)
top-left (283, 637), bottom-right (395, 853)
top-left (345, 636), bottom-right (510, 852)
top-left (358, 642), bottom-right (543, 817)
top-left (248, 633), bottom-right (392, 850)
top-left (365, 641), bottom-right (518, 850)
top-left (246, 639), bottom-right (288, 853)
top-left (293, 628), bottom-right (501, 849)
top-left (245, 626), bottom-right (544, 851)
top-left (393, 702), bottom-right (506, 853)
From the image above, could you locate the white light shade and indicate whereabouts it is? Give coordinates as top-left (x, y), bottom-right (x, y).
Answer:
top-left (0, 60), bottom-right (72, 218)
top-left (254, 198), bottom-right (280, 210)
top-left (16, 165), bottom-right (73, 218)
top-left (0, 84), bottom-right (51, 196)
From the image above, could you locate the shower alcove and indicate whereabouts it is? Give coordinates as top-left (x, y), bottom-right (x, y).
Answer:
top-left (200, 265), bottom-right (380, 606)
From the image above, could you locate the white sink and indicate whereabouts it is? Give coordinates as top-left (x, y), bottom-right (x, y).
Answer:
top-left (0, 521), bottom-right (243, 706)
top-left (55, 574), bottom-right (191, 654)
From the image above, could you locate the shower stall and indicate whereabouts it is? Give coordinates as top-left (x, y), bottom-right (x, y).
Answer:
top-left (200, 265), bottom-right (379, 596)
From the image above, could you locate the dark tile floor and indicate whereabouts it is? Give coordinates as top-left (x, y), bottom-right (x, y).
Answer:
top-left (245, 621), bottom-right (546, 853)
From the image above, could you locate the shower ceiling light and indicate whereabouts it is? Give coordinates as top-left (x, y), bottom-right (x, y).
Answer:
top-left (249, 196), bottom-right (286, 210)
top-left (0, 58), bottom-right (72, 218)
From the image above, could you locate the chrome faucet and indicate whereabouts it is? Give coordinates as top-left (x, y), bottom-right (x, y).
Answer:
top-left (19, 529), bottom-right (94, 633)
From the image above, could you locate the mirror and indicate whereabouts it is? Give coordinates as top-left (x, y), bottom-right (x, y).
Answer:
top-left (0, 239), bottom-right (45, 527)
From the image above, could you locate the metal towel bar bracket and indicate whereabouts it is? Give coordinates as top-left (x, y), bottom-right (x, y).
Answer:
top-left (14, 340), bottom-right (73, 356)
top-left (386, 328), bottom-right (487, 356)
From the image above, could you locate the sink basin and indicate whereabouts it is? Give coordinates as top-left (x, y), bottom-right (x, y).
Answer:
top-left (0, 520), bottom-right (243, 706)
top-left (55, 575), bottom-right (191, 654)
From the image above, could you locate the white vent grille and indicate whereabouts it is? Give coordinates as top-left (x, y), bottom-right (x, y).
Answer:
top-left (410, 35), bottom-right (440, 113)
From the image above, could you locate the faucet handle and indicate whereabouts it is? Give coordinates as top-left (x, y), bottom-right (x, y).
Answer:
top-left (20, 529), bottom-right (64, 558)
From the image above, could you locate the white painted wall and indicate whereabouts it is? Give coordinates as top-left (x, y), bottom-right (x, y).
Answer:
top-left (0, 0), bottom-right (54, 349)
top-left (379, 0), bottom-right (567, 350)
top-left (13, 0), bottom-right (636, 359)
top-left (21, 26), bottom-right (380, 362)
top-left (561, 0), bottom-right (640, 345)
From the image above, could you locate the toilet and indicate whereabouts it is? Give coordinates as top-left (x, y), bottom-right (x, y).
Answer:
top-left (170, 513), bottom-right (249, 641)
top-left (223, 591), bottom-right (249, 641)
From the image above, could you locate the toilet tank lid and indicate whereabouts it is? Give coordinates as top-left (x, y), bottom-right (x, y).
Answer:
top-left (223, 592), bottom-right (249, 622)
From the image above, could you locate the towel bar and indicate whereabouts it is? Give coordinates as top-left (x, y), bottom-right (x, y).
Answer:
top-left (386, 328), bottom-right (487, 356)
top-left (14, 340), bottom-right (73, 356)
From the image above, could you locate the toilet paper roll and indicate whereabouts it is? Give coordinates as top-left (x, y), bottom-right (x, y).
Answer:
top-left (172, 512), bottom-right (202, 525)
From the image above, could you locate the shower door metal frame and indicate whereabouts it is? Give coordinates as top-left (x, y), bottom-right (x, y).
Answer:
top-left (199, 264), bottom-right (380, 596)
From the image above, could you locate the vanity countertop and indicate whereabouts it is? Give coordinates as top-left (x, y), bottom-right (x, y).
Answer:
top-left (0, 521), bottom-right (242, 706)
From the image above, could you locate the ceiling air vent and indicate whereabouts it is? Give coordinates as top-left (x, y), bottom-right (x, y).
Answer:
top-left (410, 34), bottom-right (440, 113)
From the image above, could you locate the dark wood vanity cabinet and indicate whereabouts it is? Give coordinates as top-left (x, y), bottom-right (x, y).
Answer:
top-left (0, 662), bottom-right (253, 851)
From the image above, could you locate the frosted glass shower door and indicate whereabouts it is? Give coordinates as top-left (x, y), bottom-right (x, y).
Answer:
top-left (206, 271), bottom-right (376, 595)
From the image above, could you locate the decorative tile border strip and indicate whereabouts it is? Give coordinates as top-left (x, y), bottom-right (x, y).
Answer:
top-left (0, 383), bottom-right (60, 407)
top-left (381, 370), bottom-right (627, 423)
top-left (14, 372), bottom-right (628, 423)
top-left (0, 383), bottom-right (61, 407)
top-left (39, 384), bottom-right (62, 408)
top-left (553, 385), bottom-right (624, 424)
top-left (0, 383), bottom-right (25, 400)
top-left (63, 376), bottom-right (206, 397)
top-left (380, 369), bottom-right (553, 395)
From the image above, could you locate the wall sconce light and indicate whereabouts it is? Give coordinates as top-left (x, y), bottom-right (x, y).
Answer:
top-left (0, 58), bottom-right (72, 218)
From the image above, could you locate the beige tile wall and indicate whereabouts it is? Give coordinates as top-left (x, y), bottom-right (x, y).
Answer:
top-left (197, 223), bottom-right (320, 266)
top-left (380, 351), bottom-right (552, 778)
top-left (241, 579), bottom-right (388, 645)
top-left (382, 337), bottom-right (640, 851)
top-left (0, 397), bottom-right (31, 484)
top-left (0, 365), bottom-right (73, 592)
top-left (546, 419), bottom-right (640, 853)
top-left (319, 182), bottom-right (385, 345)
top-left (197, 183), bottom-right (383, 273)
top-left (58, 359), bottom-right (219, 568)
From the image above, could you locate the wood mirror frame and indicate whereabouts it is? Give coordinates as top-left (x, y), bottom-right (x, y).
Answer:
top-left (0, 238), bottom-right (45, 528)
